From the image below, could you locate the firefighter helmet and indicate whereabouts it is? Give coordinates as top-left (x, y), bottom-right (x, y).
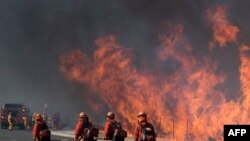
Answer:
top-left (137, 111), bottom-right (147, 117)
top-left (106, 112), bottom-right (115, 118)
top-left (79, 112), bottom-right (88, 118)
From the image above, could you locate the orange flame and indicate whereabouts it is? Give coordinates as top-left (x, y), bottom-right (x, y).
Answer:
top-left (60, 36), bottom-right (173, 133)
top-left (60, 25), bottom-right (249, 141)
top-left (239, 45), bottom-right (250, 123)
top-left (207, 6), bottom-right (239, 49)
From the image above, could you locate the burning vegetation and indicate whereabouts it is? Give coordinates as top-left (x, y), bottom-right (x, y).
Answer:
top-left (59, 5), bottom-right (250, 141)
top-left (207, 6), bottom-right (240, 49)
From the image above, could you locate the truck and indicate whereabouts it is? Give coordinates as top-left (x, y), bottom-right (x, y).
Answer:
top-left (0, 103), bottom-right (30, 130)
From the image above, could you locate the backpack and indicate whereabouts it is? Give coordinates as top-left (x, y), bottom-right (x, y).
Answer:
top-left (83, 122), bottom-right (99, 140)
top-left (39, 122), bottom-right (51, 141)
top-left (84, 127), bottom-right (99, 139)
top-left (111, 121), bottom-right (127, 138)
top-left (140, 124), bottom-right (155, 141)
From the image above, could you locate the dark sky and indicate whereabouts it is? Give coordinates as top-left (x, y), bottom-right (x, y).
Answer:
top-left (0, 0), bottom-right (250, 121)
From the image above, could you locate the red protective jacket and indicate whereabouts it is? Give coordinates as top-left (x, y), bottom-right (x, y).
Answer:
top-left (32, 121), bottom-right (48, 141)
top-left (104, 119), bottom-right (115, 140)
top-left (134, 121), bottom-right (157, 141)
top-left (74, 119), bottom-right (93, 141)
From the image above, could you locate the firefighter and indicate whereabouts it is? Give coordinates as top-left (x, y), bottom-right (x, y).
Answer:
top-left (7, 112), bottom-right (13, 130)
top-left (42, 112), bottom-right (47, 123)
top-left (104, 112), bottom-right (127, 141)
top-left (32, 114), bottom-right (50, 141)
top-left (52, 112), bottom-right (61, 130)
top-left (74, 112), bottom-right (97, 141)
top-left (134, 112), bottom-right (157, 141)
top-left (32, 112), bottom-right (37, 127)
top-left (104, 112), bottom-right (115, 140)
top-left (23, 116), bottom-right (29, 130)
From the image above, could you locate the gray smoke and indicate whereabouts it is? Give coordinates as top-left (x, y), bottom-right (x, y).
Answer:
top-left (0, 0), bottom-right (248, 124)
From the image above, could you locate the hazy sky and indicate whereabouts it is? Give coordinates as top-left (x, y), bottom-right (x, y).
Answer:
top-left (0, 0), bottom-right (250, 122)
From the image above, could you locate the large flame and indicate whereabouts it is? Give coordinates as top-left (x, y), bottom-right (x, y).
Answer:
top-left (59, 6), bottom-right (250, 141)
top-left (207, 6), bottom-right (239, 49)
top-left (239, 45), bottom-right (250, 123)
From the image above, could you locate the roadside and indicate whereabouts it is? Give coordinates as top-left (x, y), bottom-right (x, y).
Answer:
top-left (51, 130), bottom-right (169, 141)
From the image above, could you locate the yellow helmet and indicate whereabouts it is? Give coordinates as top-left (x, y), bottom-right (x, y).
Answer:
top-left (137, 111), bottom-right (147, 117)
top-left (79, 112), bottom-right (88, 118)
top-left (106, 112), bottom-right (115, 118)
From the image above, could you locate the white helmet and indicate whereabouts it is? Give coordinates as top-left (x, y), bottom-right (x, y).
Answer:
top-left (79, 112), bottom-right (88, 118)
top-left (106, 112), bottom-right (115, 118)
